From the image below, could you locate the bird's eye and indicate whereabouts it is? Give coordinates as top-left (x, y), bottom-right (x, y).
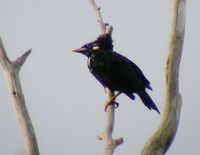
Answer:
top-left (92, 45), bottom-right (99, 50)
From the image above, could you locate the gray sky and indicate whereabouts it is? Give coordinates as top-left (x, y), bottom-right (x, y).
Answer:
top-left (0, 0), bottom-right (199, 155)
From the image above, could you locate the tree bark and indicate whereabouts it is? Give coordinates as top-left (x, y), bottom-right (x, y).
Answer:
top-left (141, 0), bottom-right (186, 154)
top-left (0, 37), bottom-right (40, 155)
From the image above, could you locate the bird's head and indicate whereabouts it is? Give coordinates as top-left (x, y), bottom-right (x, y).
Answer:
top-left (73, 34), bottom-right (113, 57)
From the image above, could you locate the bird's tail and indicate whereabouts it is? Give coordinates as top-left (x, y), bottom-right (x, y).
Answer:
top-left (138, 91), bottom-right (160, 114)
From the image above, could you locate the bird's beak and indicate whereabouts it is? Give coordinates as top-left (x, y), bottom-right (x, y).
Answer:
top-left (72, 47), bottom-right (87, 53)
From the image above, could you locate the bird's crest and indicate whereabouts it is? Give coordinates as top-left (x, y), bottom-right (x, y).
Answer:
top-left (94, 34), bottom-right (113, 50)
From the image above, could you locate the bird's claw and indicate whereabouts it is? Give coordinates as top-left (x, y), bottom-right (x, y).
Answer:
top-left (104, 101), bottom-right (119, 112)
top-left (104, 92), bottom-right (121, 112)
top-left (114, 102), bottom-right (119, 108)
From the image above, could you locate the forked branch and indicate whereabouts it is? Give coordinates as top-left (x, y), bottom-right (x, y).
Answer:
top-left (0, 37), bottom-right (40, 155)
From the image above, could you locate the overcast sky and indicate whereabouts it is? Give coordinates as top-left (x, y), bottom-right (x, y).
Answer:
top-left (0, 0), bottom-right (199, 155)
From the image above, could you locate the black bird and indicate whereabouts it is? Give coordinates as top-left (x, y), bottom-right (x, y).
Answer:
top-left (73, 34), bottom-right (160, 114)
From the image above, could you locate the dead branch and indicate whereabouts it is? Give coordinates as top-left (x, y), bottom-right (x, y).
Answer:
top-left (97, 89), bottom-right (123, 155)
top-left (90, 0), bottom-right (107, 34)
top-left (0, 37), bottom-right (40, 155)
top-left (89, 0), bottom-right (123, 155)
top-left (141, 0), bottom-right (186, 154)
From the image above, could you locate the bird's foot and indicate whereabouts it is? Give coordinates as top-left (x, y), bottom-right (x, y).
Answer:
top-left (104, 101), bottom-right (119, 112)
top-left (104, 92), bottom-right (121, 112)
top-left (104, 100), bottom-right (115, 112)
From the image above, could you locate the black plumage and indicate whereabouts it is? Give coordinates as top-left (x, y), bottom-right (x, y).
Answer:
top-left (73, 34), bottom-right (160, 114)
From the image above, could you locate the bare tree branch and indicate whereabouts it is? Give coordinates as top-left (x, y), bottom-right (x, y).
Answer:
top-left (14, 48), bottom-right (32, 71)
top-left (0, 37), bottom-right (40, 155)
top-left (141, 0), bottom-right (186, 154)
top-left (90, 0), bottom-right (107, 34)
top-left (0, 37), bottom-right (11, 69)
top-left (89, 0), bottom-right (123, 155)
top-left (97, 89), bottom-right (123, 155)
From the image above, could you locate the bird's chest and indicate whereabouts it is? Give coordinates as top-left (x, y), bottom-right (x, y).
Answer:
top-left (87, 54), bottom-right (113, 88)
top-left (87, 55), bottom-right (108, 74)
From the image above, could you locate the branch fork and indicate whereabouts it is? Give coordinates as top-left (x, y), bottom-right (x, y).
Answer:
top-left (0, 37), bottom-right (39, 155)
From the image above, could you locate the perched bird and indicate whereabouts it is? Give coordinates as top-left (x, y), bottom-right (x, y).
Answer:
top-left (73, 34), bottom-right (160, 114)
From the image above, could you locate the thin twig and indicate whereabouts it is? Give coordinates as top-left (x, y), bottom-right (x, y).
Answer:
top-left (0, 37), bottom-right (10, 66)
top-left (89, 0), bottom-right (123, 155)
top-left (14, 48), bottom-right (32, 71)
top-left (90, 0), bottom-right (107, 34)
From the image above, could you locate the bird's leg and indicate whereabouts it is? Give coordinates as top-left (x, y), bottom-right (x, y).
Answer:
top-left (104, 92), bottom-right (121, 112)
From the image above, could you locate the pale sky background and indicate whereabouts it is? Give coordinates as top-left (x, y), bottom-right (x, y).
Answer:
top-left (0, 0), bottom-right (199, 155)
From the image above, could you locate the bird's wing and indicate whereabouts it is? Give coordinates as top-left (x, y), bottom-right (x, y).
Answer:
top-left (107, 51), bottom-right (152, 90)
